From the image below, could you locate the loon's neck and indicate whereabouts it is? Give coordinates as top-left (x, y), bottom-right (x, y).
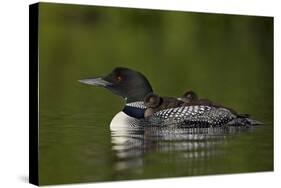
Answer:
top-left (122, 101), bottom-right (146, 119)
top-left (124, 86), bottom-right (153, 103)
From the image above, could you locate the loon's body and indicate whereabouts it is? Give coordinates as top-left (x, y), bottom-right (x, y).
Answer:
top-left (79, 67), bottom-right (261, 129)
top-left (123, 101), bottom-right (256, 128)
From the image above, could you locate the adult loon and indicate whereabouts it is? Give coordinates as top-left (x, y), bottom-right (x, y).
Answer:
top-left (79, 67), bottom-right (261, 129)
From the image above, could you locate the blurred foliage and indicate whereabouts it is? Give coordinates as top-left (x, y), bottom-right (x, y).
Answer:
top-left (37, 3), bottom-right (273, 185)
top-left (39, 3), bottom-right (273, 115)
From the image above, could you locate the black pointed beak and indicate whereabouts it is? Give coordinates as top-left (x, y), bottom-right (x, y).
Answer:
top-left (78, 77), bottom-right (113, 87)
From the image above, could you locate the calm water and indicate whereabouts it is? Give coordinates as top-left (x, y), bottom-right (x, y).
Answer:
top-left (38, 3), bottom-right (273, 185)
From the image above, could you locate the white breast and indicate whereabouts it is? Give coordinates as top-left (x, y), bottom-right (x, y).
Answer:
top-left (110, 111), bottom-right (140, 131)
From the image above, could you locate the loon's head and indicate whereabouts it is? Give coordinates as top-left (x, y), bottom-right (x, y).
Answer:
top-left (180, 90), bottom-right (199, 103)
top-left (79, 67), bottom-right (153, 103)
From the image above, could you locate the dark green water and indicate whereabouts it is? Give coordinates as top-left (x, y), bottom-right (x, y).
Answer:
top-left (38, 3), bottom-right (273, 185)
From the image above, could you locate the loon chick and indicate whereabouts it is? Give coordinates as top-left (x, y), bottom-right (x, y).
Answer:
top-left (179, 90), bottom-right (199, 103)
top-left (144, 93), bottom-right (184, 118)
top-left (179, 90), bottom-right (216, 106)
top-left (144, 91), bottom-right (217, 118)
top-left (79, 67), bottom-right (261, 129)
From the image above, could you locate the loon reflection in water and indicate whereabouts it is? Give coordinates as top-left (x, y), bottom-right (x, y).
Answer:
top-left (110, 126), bottom-right (253, 173)
top-left (79, 67), bottom-right (261, 129)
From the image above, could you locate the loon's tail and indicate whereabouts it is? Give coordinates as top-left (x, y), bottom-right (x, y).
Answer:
top-left (227, 114), bottom-right (263, 126)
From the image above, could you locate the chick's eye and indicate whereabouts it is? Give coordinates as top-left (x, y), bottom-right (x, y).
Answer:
top-left (116, 75), bottom-right (122, 81)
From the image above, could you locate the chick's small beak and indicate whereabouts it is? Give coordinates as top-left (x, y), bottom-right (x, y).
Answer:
top-left (78, 77), bottom-right (113, 87)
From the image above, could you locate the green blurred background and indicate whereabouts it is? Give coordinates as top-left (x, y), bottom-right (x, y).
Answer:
top-left (38, 3), bottom-right (273, 185)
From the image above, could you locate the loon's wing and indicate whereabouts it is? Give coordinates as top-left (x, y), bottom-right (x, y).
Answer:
top-left (154, 105), bottom-right (212, 119)
top-left (149, 105), bottom-right (237, 127)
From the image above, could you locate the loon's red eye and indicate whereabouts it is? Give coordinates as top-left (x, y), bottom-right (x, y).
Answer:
top-left (116, 75), bottom-right (122, 81)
